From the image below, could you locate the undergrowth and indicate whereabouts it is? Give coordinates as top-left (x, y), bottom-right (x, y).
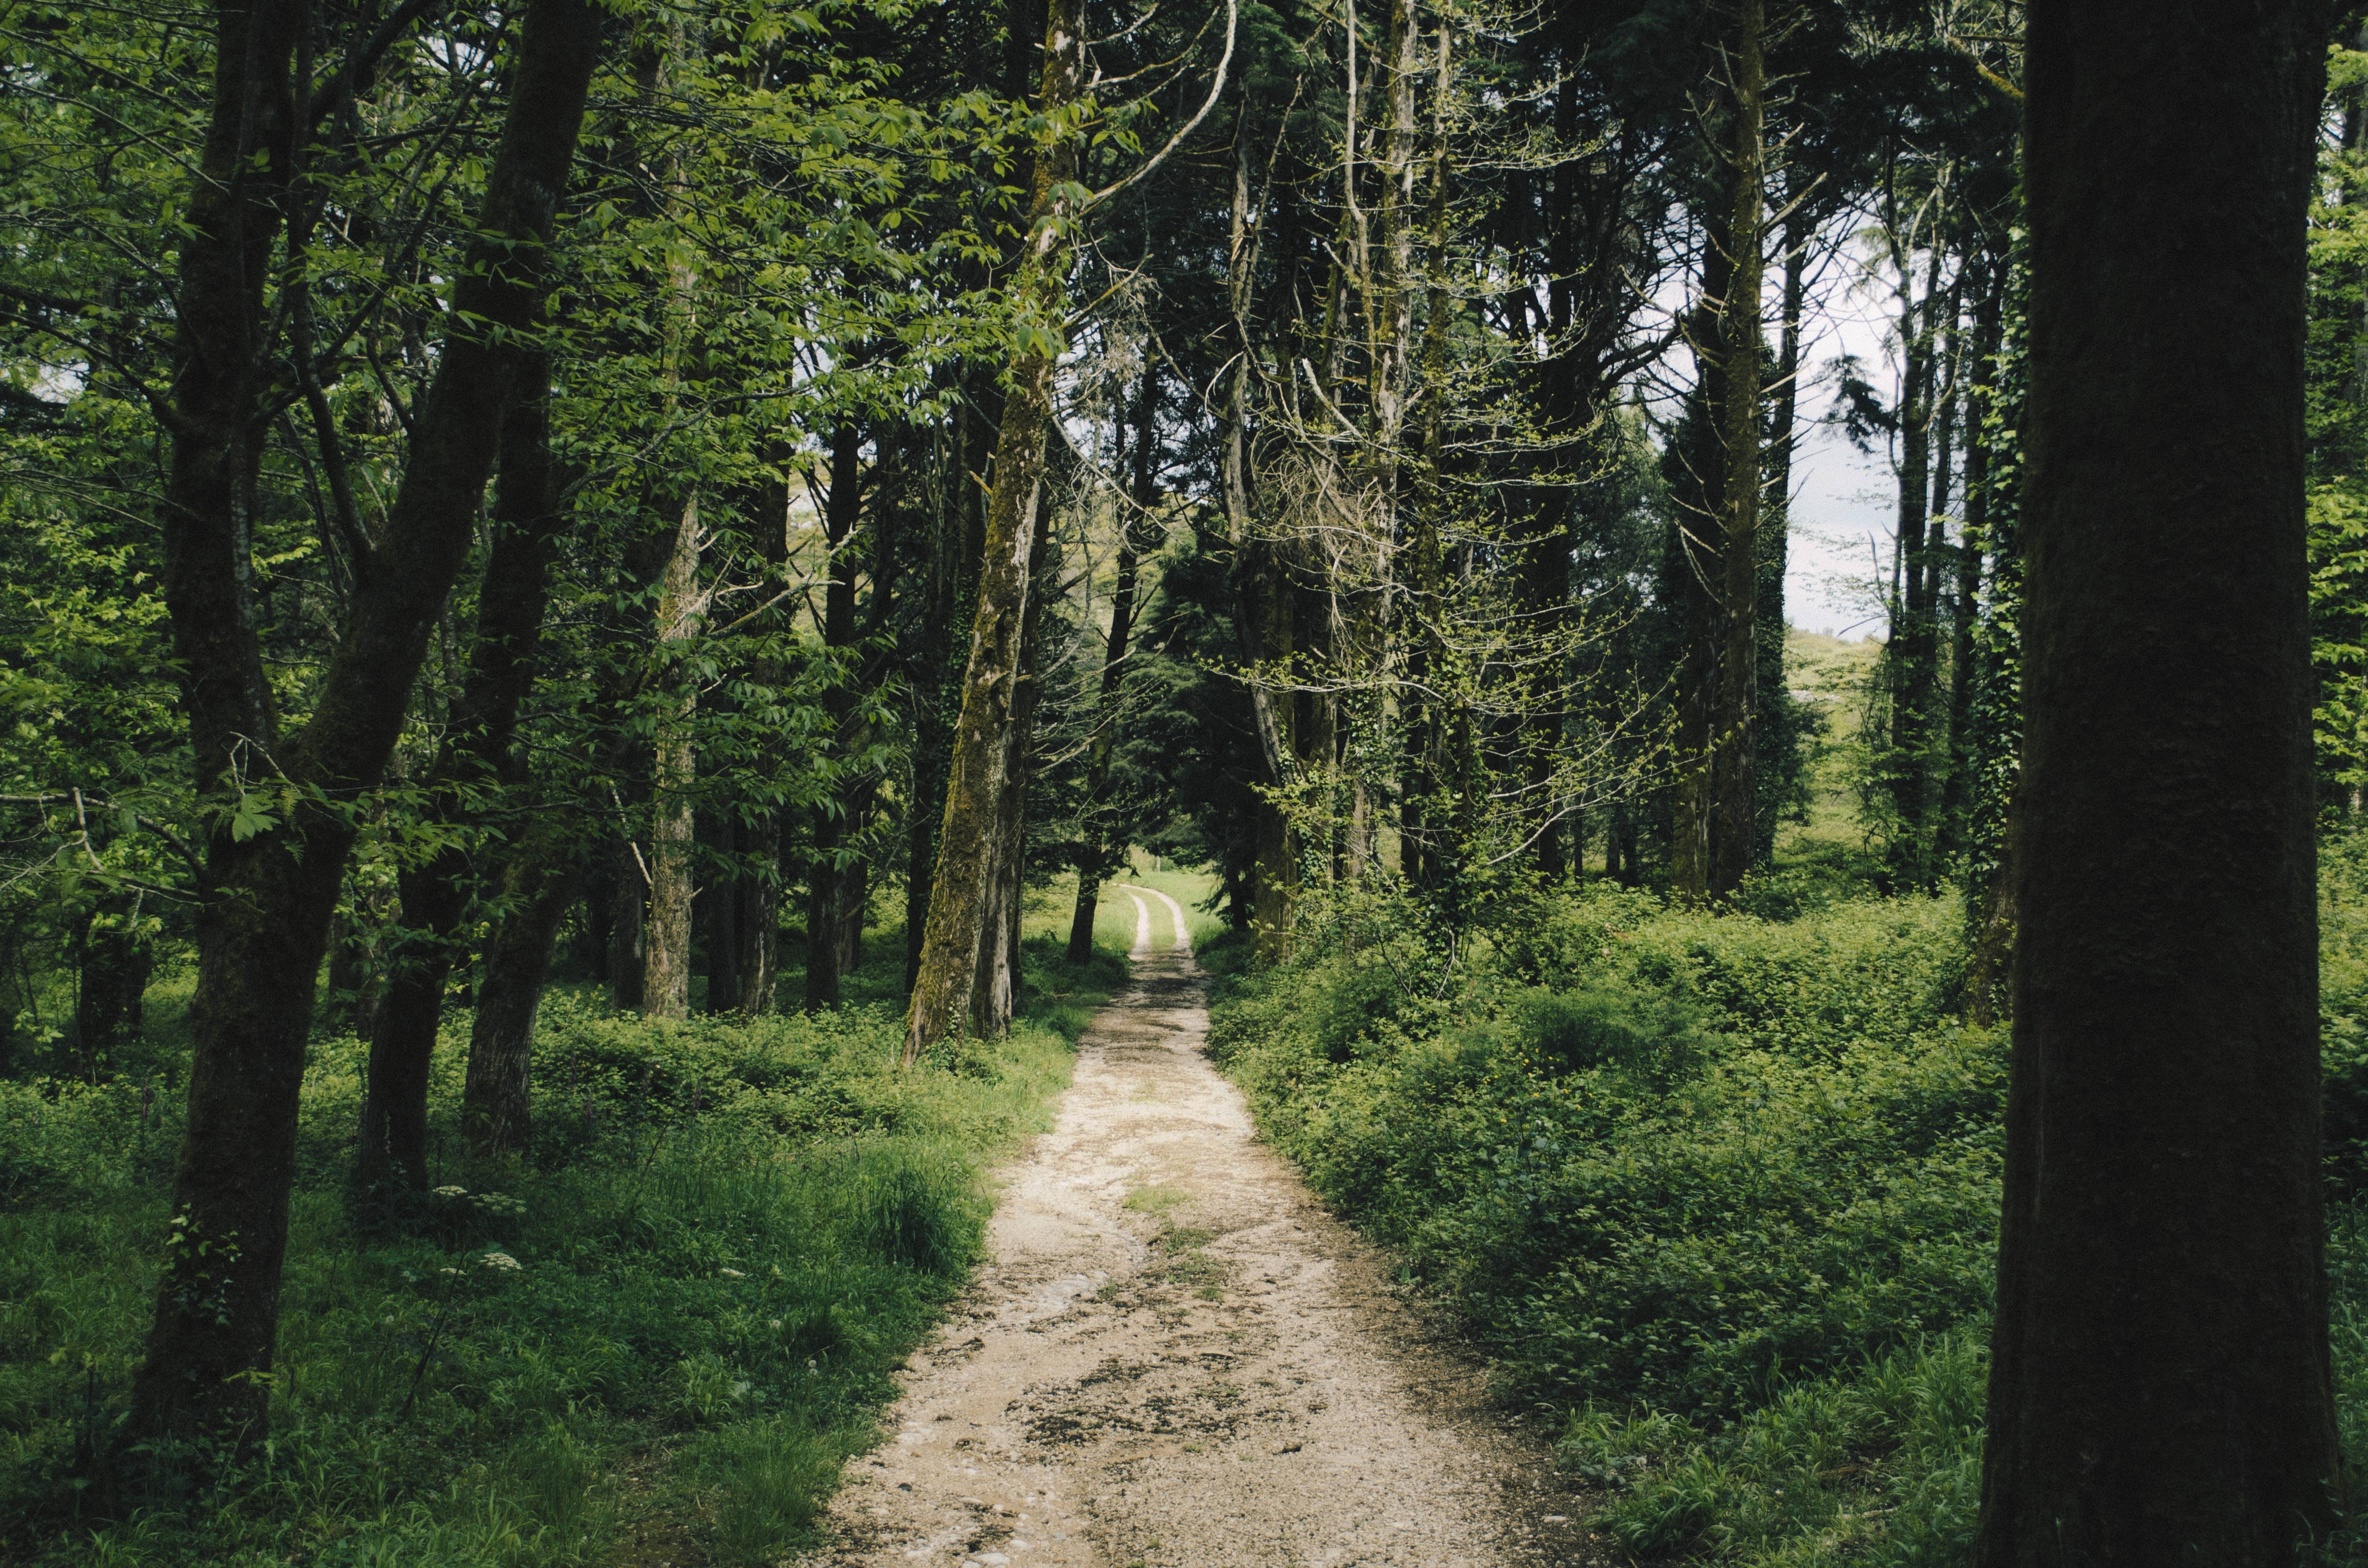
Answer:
top-left (1209, 869), bottom-right (2368, 1566)
top-left (0, 931), bottom-right (1124, 1566)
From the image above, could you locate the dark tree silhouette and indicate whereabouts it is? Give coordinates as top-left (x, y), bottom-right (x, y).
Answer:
top-left (1975, 1), bottom-right (2343, 1560)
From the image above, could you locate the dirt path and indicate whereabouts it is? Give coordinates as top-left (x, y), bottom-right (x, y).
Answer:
top-left (808, 890), bottom-right (1594, 1568)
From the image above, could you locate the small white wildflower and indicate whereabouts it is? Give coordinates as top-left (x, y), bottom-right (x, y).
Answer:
top-left (439, 1267), bottom-right (461, 1277)
top-left (768, 1319), bottom-right (784, 1332)
top-left (718, 1267), bottom-right (746, 1279)
top-left (431, 1185), bottom-right (467, 1199)
top-left (480, 1251), bottom-right (522, 1272)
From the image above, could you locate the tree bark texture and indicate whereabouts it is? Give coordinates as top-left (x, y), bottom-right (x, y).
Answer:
top-left (975, 490), bottom-right (1055, 1037)
top-left (1067, 360), bottom-right (1158, 962)
top-left (1974, 4), bottom-right (2339, 1561)
top-left (808, 422), bottom-right (865, 1010)
top-left (359, 353), bottom-right (565, 1206)
top-left (130, 0), bottom-right (598, 1459)
top-left (902, 0), bottom-right (1085, 1063)
top-left (1940, 256), bottom-right (2002, 868)
top-left (607, 835), bottom-right (646, 1010)
top-left (460, 817), bottom-right (589, 1157)
top-left (1708, 0), bottom-right (1764, 899)
top-left (642, 497), bottom-right (704, 1019)
top-left (1885, 235), bottom-right (1939, 882)
top-left (1669, 231), bottom-right (1731, 903)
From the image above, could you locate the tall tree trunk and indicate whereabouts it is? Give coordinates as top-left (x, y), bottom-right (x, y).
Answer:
top-left (976, 488), bottom-right (1056, 1036)
top-left (641, 496), bottom-right (704, 1019)
top-left (607, 835), bottom-right (646, 1010)
top-left (1940, 255), bottom-right (2001, 866)
top-left (1067, 359), bottom-right (1158, 961)
top-left (1251, 547), bottom-right (1299, 960)
top-left (1670, 234), bottom-right (1732, 902)
top-left (808, 423), bottom-right (865, 1009)
top-left (1754, 205), bottom-right (1812, 866)
top-left (903, 0), bottom-right (1085, 1062)
top-left (737, 818), bottom-right (780, 1014)
top-left (358, 352), bottom-right (565, 1207)
top-left (908, 379), bottom-right (995, 992)
top-left (1885, 231), bottom-right (1938, 882)
top-left (1708, 0), bottom-right (1765, 898)
top-left (127, 0), bottom-right (598, 1460)
top-left (460, 816), bottom-right (588, 1156)
top-left (1974, 4), bottom-right (2339, 1559)
top-left (702, 811), bottom-right (742, 1012)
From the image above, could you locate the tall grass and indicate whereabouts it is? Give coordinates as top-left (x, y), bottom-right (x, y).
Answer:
top-left (0, 931), bottom-right (1125, 1566)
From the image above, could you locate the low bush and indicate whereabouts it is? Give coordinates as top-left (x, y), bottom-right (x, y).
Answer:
top-left (1210, 873), bottom-right (2368, 1565)
top-left (0, 931), bottom-right (1121, 1566)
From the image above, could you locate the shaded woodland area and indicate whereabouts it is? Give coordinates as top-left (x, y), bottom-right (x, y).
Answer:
top-left (1, 0), bottom-right (2365, 1561)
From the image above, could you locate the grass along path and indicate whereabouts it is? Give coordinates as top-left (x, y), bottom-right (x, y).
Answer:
top-left (808, 884), bottom-right (1591, 1568)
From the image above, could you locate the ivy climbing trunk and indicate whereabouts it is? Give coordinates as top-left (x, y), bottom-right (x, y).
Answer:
top-left (902, 0), bottom-right (1085, 1063)
top-left (1974, 2), bottom-right (2341, 1559)
top-left (126, 0), bottom-right (598, 1464)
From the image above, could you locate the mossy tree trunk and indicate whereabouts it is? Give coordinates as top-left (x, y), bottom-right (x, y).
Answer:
top-left (902, 0), bottom-right (1085, 1063)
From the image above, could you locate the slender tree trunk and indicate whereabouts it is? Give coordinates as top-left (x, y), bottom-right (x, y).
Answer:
top-left (127, 0), bottom-right (598, 1460)
top-left (738, 820), bottom-right (780, 1014)
top-left (1886, 233), bottom-right (1938, 881)
top-left (461, 811), bottom-right (592, 1156)
top-left (1975, 4), bottom-right (2340, 1558)
top-left (1708, 0), bottom-right (1765, 898)
top-left (701, 812), bottom-right (741, 1012)
top-left (358, 352), bottom-right (564, 1206)
top-left (903, 0), bottom-right (1085, 1062)
top-left (975, 472), bottom-right (1056, 1036)
top-left (808, 423), bottom-right (865, 1009)
top-left (1754, 206), bottom-right (1811, 866)
top-left (1670, 235), bottom-right (1731, 902)
top-left (642, 497), bottom-right (704, 1019)
top-left (1067, 359), bottom-right (1158, 961)
top-left (1940, 256), bottom-right (2001, 865)
top-left (608, 835), bottom-right (646, 1010)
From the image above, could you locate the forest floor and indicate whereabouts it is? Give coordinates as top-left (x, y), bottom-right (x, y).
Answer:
top-left (804, 886), bottom-right (1596, 1568)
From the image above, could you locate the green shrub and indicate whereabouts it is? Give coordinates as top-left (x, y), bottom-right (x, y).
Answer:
top-left (0, 939), bottom-right (1111, 1565)
top-left (1214, 885), bottom-right (1999, 1418)
top-left (1213, 871), bottom-right (2368, 1564)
